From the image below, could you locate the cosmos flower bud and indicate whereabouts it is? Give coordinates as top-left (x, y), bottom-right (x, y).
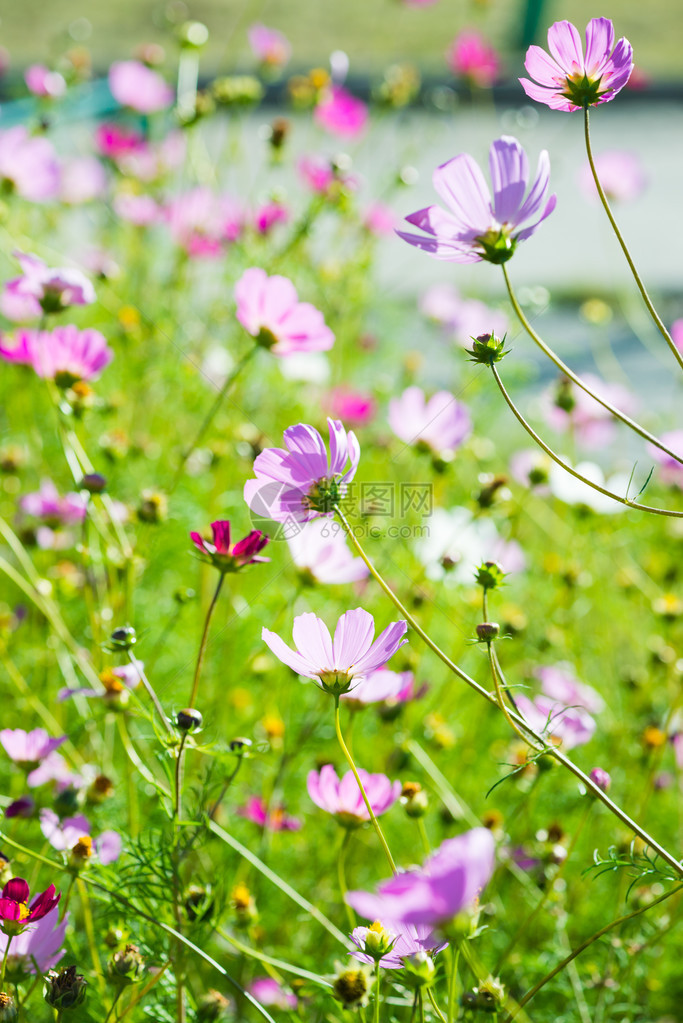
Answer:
top-left (184, 884), bottom-right (214, 923)
top-left (401, 951), bottom-right (436, 988)
top-left (212, 75), bottom-right (264, 106)
top-left (462, 975), bottom-right (505, 1013)
top-left (230, 737), bottom-right (252, 754)
top-left (137, 491), bottom-right (167, 524)
top-left (468, 332), bottom-right (511, 366)
top-left (177, 21), bottom-right (209, 49)
top-left (44, 965), bottom-right (87, 1010)
top-left (269, 117), bottom-right (290, 151)
top-left (476, 622), bottom-right (500, 643)
top-left (108, 626), bottom-right (137, 651)
top-left (589, 767), bottom-right (611, 793)
top-left (79, 473), bottom-right (107, 494)
top-left (86, 775), bottom-right (114, 804)
top-left (68, 836), bottom-right (93, 870)
top-left (107, 944), bottom-right (145, 986)
top-left (196, 990), bottom-right (233, 1022)
top-left (331, 962), bottom-right (372, 1008)
top-left (360, 921), bottom-right (396, 960)
top-left (230, 884), bottom-right (258, 927)
top-left (400, 781), bottom-right (429, 818)
top-left (475, 561), bottom-right (506, 591)
top-left (176, 708), bottom-right (203, 733)
top-left (0, 994), bottom-right (17, 1021)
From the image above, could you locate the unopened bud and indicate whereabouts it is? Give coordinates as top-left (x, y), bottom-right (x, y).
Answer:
top-left (269, 117), bottom-right (290, 150)
top-left (475, 561), bottom-right (505, 591)
top-left (401, 951), bottom-right (436, 989)
top-left (176, 708), bottom-right (203, 732)
top-left (400, 781), bottom-right (429, 818)
top-left (196, 990), bottom-right (234, 1022)
top-left (468, 332), bottom-right (510, 366)
top-left (68, 836), bottom-right (93, 870)
top-left (230, 737), bottom-right (252, 754)
top-left (462, 975), bottom-right (505, 1013)
top-left (44, 965), bottom-right (87, 1009)
top-left (109, 626), bottom-right (136, 651)
top-left (137, 490), bottom-right (167, 524)
top-left (589, 767), bottom-right (611, 794)
top-left (360, 921), bottom-right (396, 959)
top-left (107, 944), bottom-right (145, 986)
top-left (87, 775), bottom-right (114, 804)
top-left (476, 622), bottom-right (500, 643)
top-left (79, 473), bottom-right (107, 494)
top-left (184, 884), bottom-right (214, 922)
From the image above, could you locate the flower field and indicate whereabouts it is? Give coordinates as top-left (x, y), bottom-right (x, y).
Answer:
top-left (0, 5), bottom-right (682, 1022)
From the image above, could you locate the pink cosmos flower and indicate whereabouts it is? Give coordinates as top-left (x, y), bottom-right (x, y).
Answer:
top-left (536, 664), bottom-right (605, 714)
top-left (235, 268), bottom-right (334, 357)
top-left (307, 765), bottom-right (401, 827)
top-left (39, 809), bottom-right (122, 864)
top-left (0, 326), bottom-right (112, 383)
top-left (0, 879), bottom-right (60, 934)
top-left (515, 694), bottom-right (596, 750)
top-left (672, 320), bottom-right (683, 354)
top-left (648, 431), bottom-right (683, 489)
top-left (248, 24), bottom-right (291, 69)
top-left (249, 978), bottom-right (297, 1010)
top-left (25, 65), bottom-right (66, 99)
top-left (262, 608), bottom-right (407, 695)
top-left (60, 157), bottom-right (108, 205)
top-left (108, 60), bottom-right (173, 113)
top-left (58, 660), bottom-right (143, 702)
top-left (0, 906), bottom-right (67, 975)
top-left (544, 373), bottom-right (636, 449)
top-left (165, 188), bottom-right (242, 257)
top-left (0, 729), bottom-right (66, 768)
top-left (342, 666), bottom-right (418, 708)
top-left (326, 387), bottom-right (376, 428)
top-left (388, 387), bottom-right (471, 455)
top-left (0, 126), bottom-right (60, 202)
top-left (243, 419), bottom-right (360, 524)
top-left (509, 449), bottom-right (551, 493)
top-left (238, 797), bottom-right (301, 832)
top-left (363, 202), bottom-right (397, 236)
top-left (286, 518), bottom-right (368, 585)
top-left (520, 18), bottom-right (633, 112)
top-left (117, 131), bottom-right (186, 182)
top-left (447, 31), bottom-right (500, 87)
top-left (3, 252), bottom-right (95, 317)
top-left (114, 193), bottom-right (159, 226)
top-left (347, 829), bottom-right (495, 927)
top-left (298, 155), bottom-right (335, 193)
top-left (26, 752), bottom-right (82, 790)
top-left (190, 520), bottom-right (270, 572)
top-left (398, 136), bottom-right (556, 264)
top-left (350, 922), bottom-right (446, 969)
top-left (420, 283), bottom-right (508, 349)
top-left (314, 85), bottom-right (368, 139)
top-left (578, 150), bottom-right (646, 203)
top-left (20, 480), bottom-right (87, 525)
top-left (253, 201), bottom-right (289, 235)
top-left (95, 123), bottom-right (146, 160)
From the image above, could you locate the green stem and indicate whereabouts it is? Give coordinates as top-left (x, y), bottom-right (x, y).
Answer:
top-left (374, 967), bottom-right (381, 1023)
top-left (173, 733), bottom-right (188, 825)
top-left (77, 878), bottom-right (106, 997)
top-left (504, 882), bottom-right (683, 1021)
top-left (188, 573), bottom-right (224, 709)
top-left (427, 987), bottom-right (448, 1023)
top-left (127, 652), bottom-right (171, 735)
top-left (338, 830), bottom-right (356, 930)
top-left (59, 876), bottom-right (76, 922)
top-left (584, 105), bottom-right (683, 372)
top-left (447, 945), bottom-right (461, 1023)
top-left (334, 506), bottom-right (683, 878)
top-left (418, 989), bottom-right (426, 1023)
top-left (0, 936), bottom-right (11, 986)
top-left (333, 697), bottom-right (397, 874)
top-left (104, 988), bottom-right (123, 1023)
top-left (219, 929), bottom-right (332, 987)
top-left (490, 362), bottom-right (683, 518)
top-left (501, 264), bottom-right (683, 465)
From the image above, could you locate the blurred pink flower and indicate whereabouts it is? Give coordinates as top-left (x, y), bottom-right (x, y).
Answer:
top-left (420, 283), bottom-right (508, 349)
top-left (109, 60), bottom-right (173, 113)
top-left (39, 808), bottom-right (122, 863)
top-left (3, 252), bottom-right (95, 317)
top-left (238, 797), bottom-right (301, 832)
top-left (578, 150), bottom-right (646, 203)
top-left (672, 320), bottom-right (683, 353)
top-left (520, 18), bottom-right (633, 112)
top-left (327, 386), bottom-right (376, 427)
top-left (253, 200), bottom-right (289, 235)
top-left (515, 694), bottom-right (596, 750)
top-left (536, 663), bottom-right (605, 714)
top-left (262, 608), bottom-right (407, 694)
top-left (60, 157), bottom-right (107, 204)
top-left (248, 24), bottom-right (291, 69)
top-left (314, 85), bottom-right (368, 139)
top-left (235, 267), bottom-right (334, 356)
top-left (0, 907), bottom-right (67, 974)
top-left (249, 977), bottom-right (297, 1009)
top-left (307, 765), bottom-right (401, 827)
top-left (416, 507), bottom-right (526, 584)
top-left (114, 193), bottom-right (160, 225)
top-left (0, 326), bottom-right (112, 383)
top-left (388, 386), bottom-right (471, 454)
top-left (509, 449), bottom-right (551, 493)
top-left (20, 480), bottom-right (87, 525)
top-left (165, 188), bottom-right (242, 257)
top-left (447, 30), bottom-right (499, 86)
top-left (342, 666), bottom-right (417, 707)
top-left (0, 126), bottom-right (60, 202)
top-left (95, 122), bottom-right (146, 160)
top-left (544, 373), bottom-right (636, 448)
top-left (0, 728), bottom-right (66, 767)
top-left (286, 518), bottom-right (368, 585)
top-left (24, 64), bottom-right (66, 99)
top-left (363, 202), bottom-right (397, 236)
top-left (647, 430), bottom-right (683, 489)
top-left (351, 922), bottom-right (446, 969)
top-left (58, 660), bottom-right (143, 703)
top-left (347, 829), bottom-right (495, 927)
top-left (299, 154), bottom-right (335, 193)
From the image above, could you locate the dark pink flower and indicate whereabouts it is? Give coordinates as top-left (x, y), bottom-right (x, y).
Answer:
top-left (253, 201), bottom-right (289, 235)
top-left (0, 879), bottom-right (60, 936)
top-left (235, 268), bottom-right (334, 356)
top-left (190, 520), bottom-right (270, 572)
top-left (0, 126), bottom-right (60, 202)
top-left (326, 387), bottom-right (376, 428)
top-left (165, 188), bottom-right (243, 257)
top-left (238, 797), bottom-right (301, 832)
top-left (109, 60), bottom-right (173, 113)
top-left (0, 326), bottom-right (112, 384)
top-left (447, 31), bottom-right (500, 87)
top-left (95, 123), bottom-right (146, 160)
top-left (520, 18), bottom-right (633, 112)
top-left (398, 136), bottom-right (555, 264)
top-left (248, 24), bottom-right (291, 69)
top-left (0, 906), bottom-right (67, 975)
top-left (314, 85), bottom-right (368, 139)
top-left (307, 765), bottom-right (401, 827)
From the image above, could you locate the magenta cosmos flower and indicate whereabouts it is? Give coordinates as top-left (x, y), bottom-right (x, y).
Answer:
top-left (248, 24), bottom-right (291, 69)
top-left (4, 251), bottom-right (95, 318)
top-left (0, 126), bottom-right (60, 202)
top-left (20, 480), bottom-right (87, 526)
top-left (244, 419), bottom-right (359, 524)
top-left (235, 268), bottom-right (334, 356)
top-left (314, 85), bottom-right (368, 139)
top-left (388, 386), bottom-right (471, 455)
top-left (0, 878), bottom-right (60, 936)
top-left (520, 18), bottom-right (633, 112)
top-left (347, 829), bottom-right (495, 928)
top-left (446, 30), bottom-right (499, 87)
top-left (109, 60), bottom-right (174, 113)
top-left (0, 326), bottom-right (112, 384)
top-left (351, 922), bottom-right (446, 970)
top-left (0, 906), bottom-right (67, 975)
top-left (190, 520), bottom-right (270, 572)
top-left (262, 608), bottom-right (407, 695)
top-left (307, 765), bottom-right (401, 827)
top-left (238, 796), bottom-right (301, 832)
top-left (397, 136), bottom-right (556, 264)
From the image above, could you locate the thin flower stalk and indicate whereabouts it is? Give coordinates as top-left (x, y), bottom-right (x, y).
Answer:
top-left (127, 653), bottom-right (172, 734)
top-left (583, 106), bottom-right (683, 372)
top-left (490, 363), bottom-right (683, 518)
top-left (501, 265), bottom-right (683, 466)
top-left (447, 945), bottom-right (461, 1023)
top-left (338, 831), bottom-right (356, 930)
top-left (334, 507), bottom-right (683, 877)
top-left (189, 574), bottom-right (224, 709)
